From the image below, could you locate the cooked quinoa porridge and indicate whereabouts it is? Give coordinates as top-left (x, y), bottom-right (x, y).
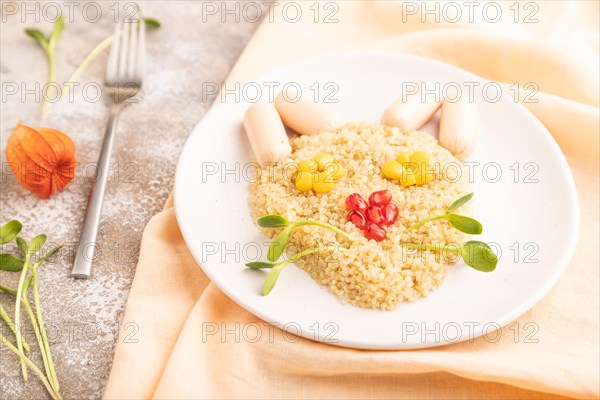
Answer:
top-left (248, 123), bottom-right (470, 310)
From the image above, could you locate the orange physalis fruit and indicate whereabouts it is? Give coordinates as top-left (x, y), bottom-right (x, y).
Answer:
top-left (6, 123), bottom-right (77, 198)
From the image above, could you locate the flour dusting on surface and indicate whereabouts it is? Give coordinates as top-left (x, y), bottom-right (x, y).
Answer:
top-left (0, 3), bottom-right (260, 398)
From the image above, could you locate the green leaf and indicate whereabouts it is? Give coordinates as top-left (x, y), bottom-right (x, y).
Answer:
top-left (0, 220), bottom-right (22, 244)
top-left (445, 192), bottom-right (474, 214)
top-left (444, 214), bottom-right (483, 235)
top-left (25, 28), bottom-right (49, 48)
top-left (245, 261), bottom-right (276, 269)
top-left (0, 254), bottom-right (25, 271)
top-left (460, 241), bottom-right (498, 272)
top-left (50, 16), bottom-right (64, 44)
top-left (16, 237), bottom-right (28, 256)
top-left (267, 225), bottom-right (293, 262)
top-left (143, 18), bottom-right (161, 28)
top-left (27, 234), bottom-right (47, 255)
top-left (262, 265), bottom-right (285, 295)
top-left (257, 215), bottom-right (290, 228)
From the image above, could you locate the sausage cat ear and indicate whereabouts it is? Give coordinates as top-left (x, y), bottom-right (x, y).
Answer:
top-left (439, 98), bottom-right (476, 161)
top-left (274, 93), bottom-right (342, 135)
top-left (380, 82), bottom-right (442, 131)
top-left (243, 102), bottom-right (291, 167)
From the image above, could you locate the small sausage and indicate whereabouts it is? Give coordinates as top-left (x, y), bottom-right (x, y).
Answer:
top-left (243, 102), bottom-right (292, 166)
top-left (274, 92), bottom-right (342, 135)
top-left (438, 98), bottom-right (476, 160)
top-left (381, 88), bottom-right (442, 131)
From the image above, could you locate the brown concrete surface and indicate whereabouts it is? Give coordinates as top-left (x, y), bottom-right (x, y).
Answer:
top-left (0, 2), bottom-right (261, 398)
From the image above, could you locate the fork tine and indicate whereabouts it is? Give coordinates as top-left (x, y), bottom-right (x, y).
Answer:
top-left (105, 20), bottom-right (122, 83)
top-left (127, 19), bottom-right (138, 80)
top-left (136, 18), bottom-right (146, 83)
top-left (117, 19), bottom-right (130, 79)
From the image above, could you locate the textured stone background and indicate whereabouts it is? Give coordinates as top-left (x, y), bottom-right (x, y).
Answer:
top-left (0, 2), bottom-right (260, 398)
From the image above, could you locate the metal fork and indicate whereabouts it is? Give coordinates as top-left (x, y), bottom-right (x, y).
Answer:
top-left (72, 18), bottom-right (145, 278)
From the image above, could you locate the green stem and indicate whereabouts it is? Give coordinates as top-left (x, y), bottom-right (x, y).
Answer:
top-left (0, 284), bottom-right (17, 295)
top-left (400, 243), bottom-right (461, 254)
top-left (62, 34), bottom-right (114, 97)
top-left (14, 253), bottom-right (30, 381)
top-left (0, 305), bottom-right (31, 352)
top-left (0, 276), bottom-right (31, 296)
top-left (262, 246), bottom-right (335, 295)
top-left (0, 333), bottom-right (62, 400)
top-left (41, 47), bottom-right (55, 117)
top-left (291, 220), bottom-right (352, 242)
top-left (285, 245), bottom-right (336, 264)
top-left (22, 293), bottom-right (52, 386)
top-left (0, 276), bottom-right (54, 386)
top-left (403, 213), bottom-right (446, 233)
top-left (48, 48), bottom-right (56, 93)
top-left (32, 262), bottom-right (59, 392)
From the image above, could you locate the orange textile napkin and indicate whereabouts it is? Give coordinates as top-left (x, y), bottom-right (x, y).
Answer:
top-left (104, 1), bottom-right (599, 399)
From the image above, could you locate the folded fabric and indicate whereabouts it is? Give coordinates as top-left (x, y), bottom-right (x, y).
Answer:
top-left (104, 1), bottom-right (599, 399)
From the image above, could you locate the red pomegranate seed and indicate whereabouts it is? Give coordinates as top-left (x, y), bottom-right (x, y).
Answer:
top-left (365, 205), bottom-right (384, 225)
top-left (365, 223), bottom-right (387, 242)
top-left (381, 203), bottom-right (399, 226)
top-left (368, 190), bottom-right (392, 206)
top-left (345, 193), bottom-right (368, 212)
top-left (347, 210), bottom-right (367, 230)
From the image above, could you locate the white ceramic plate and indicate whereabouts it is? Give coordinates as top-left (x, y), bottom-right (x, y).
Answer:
top-left (174, 52), bottom-right (578, 349)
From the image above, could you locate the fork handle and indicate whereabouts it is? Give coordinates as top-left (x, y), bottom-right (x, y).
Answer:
top-left (72, 106), bottom-right (122, 278)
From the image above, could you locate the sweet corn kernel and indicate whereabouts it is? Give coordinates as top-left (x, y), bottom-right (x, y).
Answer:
top-left (404, 162), bottom-right (419, 171)
top-left (314, 153), bottom-right (335, 171)
top-left (414, 167), bottom-right (435, 185)
top-left (297, 159), bottom-right (317, 173)
top-left (410, 151), bottom-right (430, 166)
top-left (397, 152), bottom-right (412, 163)
top-left (413, 151), bottom-right (435, 185)
top-left (295, 171), bottom-right (313, 191)
top-left (294, 155), bottom-right (345, 193)
top-left (382, 159), bottom-right (403, 179)
top-left (312, 172), bottom-right (335, 193)
top-left (328, 162), bottom-right (346, 180)
top-left (384, 151), bottom-right (433, 186)
top-left (400, 169), bottom-right (416, 187)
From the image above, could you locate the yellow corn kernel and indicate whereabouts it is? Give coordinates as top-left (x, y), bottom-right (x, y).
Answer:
top-left (396, 152), bottom-right (411, 163)
top-left (413, 168), bottom-right (431, 185)
top-left (325, 162), bottom-right (346, 180)
top-left (295, 171), bottom-right (313, 191)
top-left (334, 164), bottom-right (346, 180)
top-left (399, 152), bottom-right (418, 171)
top-left (314, 153), bottom-right (335, 172)
top-left (400, 169), bottom-right (416, 187)
top-left (312, 172), bottom-right (335, 193)
top-left (413, 163), bottom-right (435, 185)
top-left (382, 159), bottom-right (403, 180)
top-left (410, 151), bottom-right (430, 165)
top-left (297, 159), bottom-right (317, 173)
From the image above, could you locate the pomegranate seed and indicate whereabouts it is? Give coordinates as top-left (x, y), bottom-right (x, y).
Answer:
top-left (368, 189), bottom-right (392, 206)
top-left (365, 223), bottom-right (387, 242)
top-left (381, 203), bottom-right (399, 226)
top-left (347, 210), bottom-right (367, 230)
top-left (345, 193), bottom-right (368, 212)
top-left (365, 205), bottom-right (384, 225)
